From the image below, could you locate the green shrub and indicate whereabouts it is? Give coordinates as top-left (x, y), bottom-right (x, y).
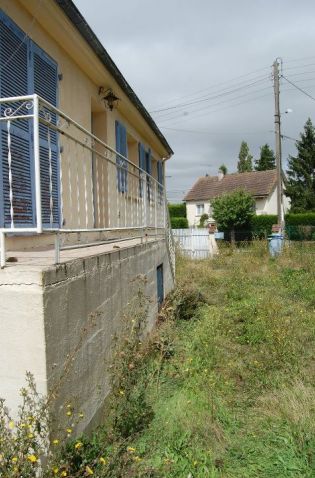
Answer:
top-left (250, 215), bottom-right (277, 237)
top-left (168, 203), bottom-right (186, 218)
top-left (285, 213), bottom-right (315, 226)
top-left (170, 217), bottom-right (188, 229)
top-left (199, 213), bottom-right (209, 228)
top-left (285, 213), bottom-right (315, 240)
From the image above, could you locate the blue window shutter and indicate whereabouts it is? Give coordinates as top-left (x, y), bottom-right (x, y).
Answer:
top-left (157, 160), bottom-right (163, 184)
top-left (138, 143), bottom-right (146, 171)
top-left (138, 143), bottom-right (146, 197)
top-left (30, 41), bottom-right (59, 227)
top-left (0, 10), bottom-right (35, 227)
top-left (115, 120), bottom-right (128, 192)
top-left (146, 148), bottom-right (152, 175)
top-left (146, 149), bottom-right (152, 201)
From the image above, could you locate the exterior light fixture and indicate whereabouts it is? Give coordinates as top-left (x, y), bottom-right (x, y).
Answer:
top-left (99, 87), bottom-right (119, 111)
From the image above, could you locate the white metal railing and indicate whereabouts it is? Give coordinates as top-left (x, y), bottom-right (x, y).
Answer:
top-left (0, 94), bottom-right (174, 269)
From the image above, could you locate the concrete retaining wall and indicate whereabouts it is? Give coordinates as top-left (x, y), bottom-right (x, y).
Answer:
top-left (0, 239), bottom-right (173, 432)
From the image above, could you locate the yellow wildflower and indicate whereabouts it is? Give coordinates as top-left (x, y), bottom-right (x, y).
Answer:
top-left (13, 467), bottom-right (18, 472)
top-left (60, 472), bottom-right (67, 477)
top-left (85, 465), bottom-right (94, 475)
top-left (66, 411), bottom-right (72, 416)
top-left (127, 446), bottom-right (136, 453)
top-left (27, 454), bottom-right (37, 463)
top-left (27, 416), bottom-right (34, 423)
top-left (79, 412), bottom-right (84, 418)
top-left (66, 428), bottom-right (72, 435)
top-left (119, 390), bottom-right (125, 396)
top-left (52, 467), bottom-right (59, 474)
top-left (52, 439), bottom-right (59, 445)
top-left (28, 433), bottom-right (34, 439)
top-left (66, 404), bottom-right (72, 409)
top-left (11, 457), bottom-right (18, 463)
top-left (74, 441), bottom-right (83, 450)
top-left (99, 457), bottom-right (107, 465)
top-left (8, 421), bottom-right (15, 430)
top-left (20, 423), bottom-right (26, 428)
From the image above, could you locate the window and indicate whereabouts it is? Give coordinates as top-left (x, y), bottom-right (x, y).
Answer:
top-left (115, 120), bottom-right (128, 193)
top-left (196, 204), bottom-right (204, 216)
top-left (157, 263), bottom-right (164, 309)
top-left (0, 10), bottom-right (59, 228)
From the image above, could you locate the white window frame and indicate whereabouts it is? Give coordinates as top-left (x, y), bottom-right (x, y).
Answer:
top-left (196, 204), bottom-right (204, 216)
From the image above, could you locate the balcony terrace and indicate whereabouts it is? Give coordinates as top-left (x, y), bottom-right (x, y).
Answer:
top-left (0, 94), bottom-right (175, 274)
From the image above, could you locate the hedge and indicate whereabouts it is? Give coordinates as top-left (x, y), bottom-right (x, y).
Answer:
top-left (171, 217), bottom-right (189, 229)
top-left (220, 214), bottom-right (315, 241)
top-left (250, 215), bottom-right (277, 236)
top-left (285, 213), bottom-right (315, 240)
top-left (168, 203), bottom-right (187, 218)
top-left (285, 213), bottom-right (315, 225)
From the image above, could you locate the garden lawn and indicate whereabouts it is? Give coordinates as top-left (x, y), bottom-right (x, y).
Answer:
top-left (55, 242), bottom-right (315, 478)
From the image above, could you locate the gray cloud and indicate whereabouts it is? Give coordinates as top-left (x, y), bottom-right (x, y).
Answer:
top-left (74, 0), bottom-right (315, 201)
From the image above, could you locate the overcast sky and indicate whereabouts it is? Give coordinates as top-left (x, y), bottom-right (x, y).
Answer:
top-left (74, 0), bottom-right (315, 202)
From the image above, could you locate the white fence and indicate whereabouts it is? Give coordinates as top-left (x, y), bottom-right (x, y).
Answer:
top-left (172, 228), bottom-right (212, 259)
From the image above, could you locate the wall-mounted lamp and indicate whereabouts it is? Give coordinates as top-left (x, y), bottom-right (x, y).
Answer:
top-left (99, 87), bottom-right (119, 111)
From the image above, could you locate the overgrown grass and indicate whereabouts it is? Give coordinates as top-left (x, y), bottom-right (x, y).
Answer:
top-left (91, 241), bottom-right (315, 477)
top-left (3, 241), bottom-right (315, 477)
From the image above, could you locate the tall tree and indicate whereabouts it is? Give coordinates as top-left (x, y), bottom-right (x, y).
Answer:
top-left (237, 141), bottom-right (253, 173)
top-left (255, 144), bottom-right (276, 171)
top-left (286, 118), bottom-right (315, 212)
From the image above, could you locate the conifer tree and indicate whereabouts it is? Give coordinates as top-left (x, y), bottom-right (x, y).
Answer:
top-left (237, 141), bottom-right (253, 173)
top-left (286, 118), bottom-right (315, 211)
top-left (255, 144), bottom-right (276, 171)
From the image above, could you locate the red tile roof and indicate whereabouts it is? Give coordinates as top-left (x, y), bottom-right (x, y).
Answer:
top-left (184, 169), bottom-right (277, 201)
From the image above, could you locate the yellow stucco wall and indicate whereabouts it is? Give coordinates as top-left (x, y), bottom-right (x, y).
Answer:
top-left (0, 0), bottom-right (168, 245)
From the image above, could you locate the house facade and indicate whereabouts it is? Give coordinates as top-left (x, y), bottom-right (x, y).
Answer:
top-left (0, 0), bottom-right (175, 431)
top-left (184, 170), bottom-right (290, 227)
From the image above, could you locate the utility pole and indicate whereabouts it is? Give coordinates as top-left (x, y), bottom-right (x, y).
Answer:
top-left (273, 58), bottom-right (284, 229)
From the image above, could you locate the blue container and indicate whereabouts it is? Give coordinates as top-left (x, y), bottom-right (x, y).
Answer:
top-left (268, 233), bottom-right (284, 257)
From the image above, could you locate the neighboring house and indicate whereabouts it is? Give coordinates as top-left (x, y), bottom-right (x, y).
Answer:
top-left (0, 0), bottom-right (175, 431)
top-left (184, 169), bottom-right (290, 227)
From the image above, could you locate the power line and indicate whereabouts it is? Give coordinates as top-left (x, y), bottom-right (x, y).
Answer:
top-left (150, 76), bottom-right (269, 114)
top-left (160, 126), bottom-right (273, 136)
top-left (149, 65), bottom-right (271, 110)
top-left (158, 85), bottom-right (273, 124)
top-left (282, 62), bottom-right (315, 71)
top-left (281, 134), bottom-right (298, 142)
top-left (283, 55), bottom-right (315, 64)
top-left (284, 69), bottom-right (315, 78)
top-left (155, 81), bottom-right (272, 121)
top-left (150, 60), bottom-right (315, 113)
top-left (281, 74), bottom-right (315, 102)
top-left (159, 81), bottom-right (315, 128)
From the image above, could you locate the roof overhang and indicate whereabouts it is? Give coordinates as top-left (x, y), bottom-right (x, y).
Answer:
top-left (54, 0), bottom-right (173, 156)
